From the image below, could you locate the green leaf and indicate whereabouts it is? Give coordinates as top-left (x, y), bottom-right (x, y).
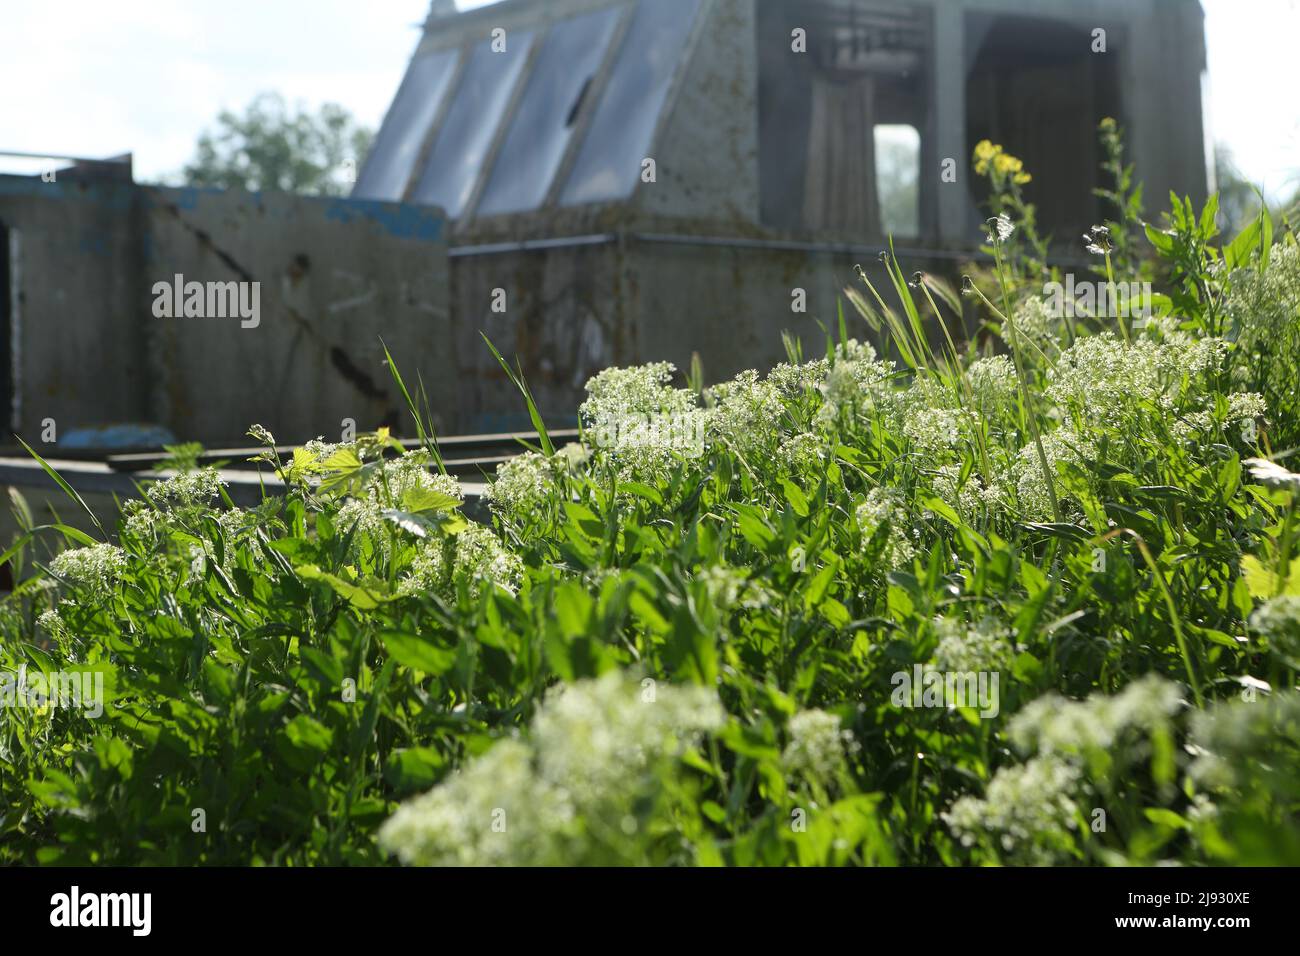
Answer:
top-left (401, 486), bottom-right (461, 514)
top-left (1242, 555), bottom-right (1300, 599)
top-left (380, 630), bottom-right (456, 675)
top-left (296, 564), bottom-right (391, 609)
top-left (385, 747), bottom-right (447, 794)
top-left (14, 436), bottom-right (106, 538)
top-left (781, 479), bottom-right (809, 517)
top-left (1143, 808), bottom-right (1190, 831)
top-left (804, 559), bottom-right (837, 609)
top-left (619, 482), bottom-right (664, 507)
top-left (284, 714), bottom-right (333, 754)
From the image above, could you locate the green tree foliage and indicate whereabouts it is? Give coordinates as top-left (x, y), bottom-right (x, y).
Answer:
top-left (181, 92), bottom-right (373, 196)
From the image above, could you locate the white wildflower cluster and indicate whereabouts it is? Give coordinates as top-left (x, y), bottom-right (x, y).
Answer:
top-left (855, 486), bottom-right (915, 570)
top-left (931, 616), bottom-right (1016, 673)
top-left (379, 738), bottom-right (568, 867)
top-left (451, 524), bottom-right (524, 599)
top-left (942, 755), bottom-right (1082, 864)
top-left (122, 500), bottom-right (163, 540)
top-left (48, 544), bottom-right (128, 599)
top-left (1046, 332), bottom-right (1226, 430)
top-left (36, 608), bottom-right (66, 638)
top-left (1003, 296), bottom-right (1061, 352)
top-left (1008, 675), bottom-right (1184, 759)
top-left (815, 339), bottom-right (896, 428)
top-left (1250, 594), bottom-right (1300, 650)
top-left (1226, 391), bottom-right (1268, 424)
top-left (582, 362), bottom-right (692, 421)
top-left (694, 565), bottom-right (747, 610)
top-left (1222, 243), bottom-right (1300, 354)
top-left (932, 464), bottom-right (1007, 520)
top-left (554, 441), bottom-right (591, 470)
top-left (247, 423), bottom-right (275, 446)
top-left (484, 452), bottom-right (553, 522)
top-left (964, 355), bottom-right (1019, 423)
top-left (144, 468), bottom-right (226, 509)
top-left (1188, 691), bottom-right (1300, 790)
top-left (301, 439), bottom-right (344, 466)
top-left (776, 432), bottom-right (826, 476)
top-left (946, 677), bottom-right (1185, 861)
top-left (1174, 391), bottom-right (1267, 440)
top-left (580, 362), bottom-right (706, 479)
top-left (395, 520), bottom-right (524, 601)
top-left (370, 451), bottom-right (463, 508)
top-left (395, 540), bottom-right (447, 599)
top-left (1012, 427), bottom-right (1094, 521)
top-left (334, 452), bottom-right (465, 561)
top-left (379, 672), bottom-right (725, 866)
top-left (37, 608), bottom-right (71, 653)
top-left (900, 376), bottom-right (962, 456)
top-left (781, 709), bottom-right (856, 785)
top-left (768, 357), bottom-right (830, 400)
top-left (705, 370), bottom-right (784, 457)
top-left (336, 498), bottom-right (392, 561)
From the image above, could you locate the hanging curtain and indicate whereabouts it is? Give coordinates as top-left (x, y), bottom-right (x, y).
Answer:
top-left (802, 72), bottom-right (879, 236)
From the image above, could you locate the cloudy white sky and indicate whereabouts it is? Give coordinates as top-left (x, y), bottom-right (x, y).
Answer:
top-left (1, 0), bottom-right (1297, 199)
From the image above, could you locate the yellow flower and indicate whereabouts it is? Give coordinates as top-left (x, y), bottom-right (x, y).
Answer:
top-left (973, 140), bottom-right (998, 175)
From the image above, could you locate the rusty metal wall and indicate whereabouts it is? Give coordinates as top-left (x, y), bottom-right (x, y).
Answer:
top-left (0, 177), bottom-right (452, 447)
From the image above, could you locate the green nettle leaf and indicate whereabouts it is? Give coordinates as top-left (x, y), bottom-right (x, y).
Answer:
top-left (380, 630), bottom-right (456, 675)
top-left (781, 479), bottom-right (810, 517)
top-left (1143, 808), bottom-right (1191, 831)
top-left (804, 558), bottom-right (838, 609)
top-left (1242, 555), bottom-right (1300, 598)
top-left (296, 564), bottom-right (391, 609)
top-left (400, 487), bottom-right (461, 514)
top-left (618, 481), bottom-right (664, 507)
top-left (323, 448), bottom-right (363, 472)
top-left (284, 715), bottom-right (334, 754)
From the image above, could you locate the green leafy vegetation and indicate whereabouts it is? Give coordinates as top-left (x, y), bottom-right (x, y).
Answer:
top-left (3, 131), bottom-right (1299, 866)
top-left (180, 91), bottom-right (372, 196)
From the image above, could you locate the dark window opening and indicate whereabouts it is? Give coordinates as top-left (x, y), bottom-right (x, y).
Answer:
top-left (965, 13), bottom-right (1124, 243)
top-left (757, 0), bottom-right (932, 239)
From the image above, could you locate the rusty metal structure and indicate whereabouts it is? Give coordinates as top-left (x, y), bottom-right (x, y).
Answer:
top-left (357, 0), bottom-right (1209, 429)
top-left (0, 0), bottom-right (1210, 458)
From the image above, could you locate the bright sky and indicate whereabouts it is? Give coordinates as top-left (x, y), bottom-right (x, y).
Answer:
top-left (0, 0), bottom-right (1296, 200)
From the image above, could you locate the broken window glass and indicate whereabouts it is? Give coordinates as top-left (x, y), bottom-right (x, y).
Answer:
top-left (411, 31), bottom-right (535, 217)
top-left (476, 6), bottom-right (623, 217)
top-left (353, 48), bottom-right (460, 202)
top-left (560, 0), bottom-right (702, 207)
